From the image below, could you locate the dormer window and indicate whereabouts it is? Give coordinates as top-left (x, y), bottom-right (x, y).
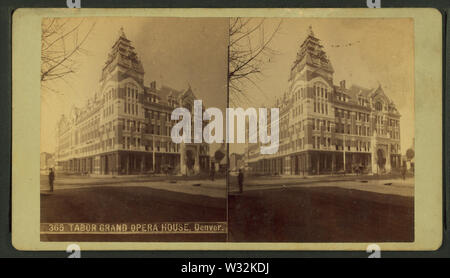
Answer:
top-left (375, 101), bottom-right (383, 111)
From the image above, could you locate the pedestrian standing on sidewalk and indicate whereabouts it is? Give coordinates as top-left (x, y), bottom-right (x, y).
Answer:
top-left (49, 168), bottom-right (55, 192)
top-left (401, 165), bottom-right (407, 180)
top-left (238, 168), bottom-right (244, 193)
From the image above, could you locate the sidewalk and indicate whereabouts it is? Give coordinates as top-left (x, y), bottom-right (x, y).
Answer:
top-left (41, 174), bottom-right (413, 198)
top-left (41, 176), bottom-right (227, 199)
top-left (229, 177), bottom-right (414, 197)
top-left (237, 172), bottom-right (410, 186)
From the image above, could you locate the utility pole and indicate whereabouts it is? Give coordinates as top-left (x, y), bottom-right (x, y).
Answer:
top-left (226, 41), bottom-right (230, 193)
top-left (343, 133), bottom-right (346, 174)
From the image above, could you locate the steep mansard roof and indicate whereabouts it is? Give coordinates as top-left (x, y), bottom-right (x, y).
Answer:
top-left (144, 84), bottom-right (185, 105)
top-left (290, 27), bottom-right (334, 78)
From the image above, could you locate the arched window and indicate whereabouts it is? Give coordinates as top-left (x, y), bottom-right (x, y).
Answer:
top-left (375, 101), bottom-right (383, 111)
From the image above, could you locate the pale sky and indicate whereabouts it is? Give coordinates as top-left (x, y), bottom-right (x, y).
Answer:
top-left (41, 17), bottom-right (415, 157)
top-left (230, 18), bottom-right (415, 155)
top-left (41, 17), bottom-right (228, 154)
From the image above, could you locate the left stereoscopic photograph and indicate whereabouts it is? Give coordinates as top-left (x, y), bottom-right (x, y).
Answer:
top-left (39, 17), bottom-right (228, 242)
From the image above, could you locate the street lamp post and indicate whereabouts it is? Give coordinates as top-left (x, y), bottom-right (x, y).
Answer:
top-left (343, 134), bottom-right (346, 174)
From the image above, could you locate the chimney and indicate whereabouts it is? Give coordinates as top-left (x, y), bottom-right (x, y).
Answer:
top-left (340, 80), bottom-right (346, 89)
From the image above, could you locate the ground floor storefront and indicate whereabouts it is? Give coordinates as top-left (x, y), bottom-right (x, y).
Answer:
top-left (57, 151), bottom-right (210, 175)
top-left (247, 150), bottom-right (402, 176)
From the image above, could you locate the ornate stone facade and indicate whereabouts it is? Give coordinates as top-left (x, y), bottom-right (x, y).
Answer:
top-left (55, 28), bottom-right (210, 175)
top-left (245, 27), bottom-right (402, 175)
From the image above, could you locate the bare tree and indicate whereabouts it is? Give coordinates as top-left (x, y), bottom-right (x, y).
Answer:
top-left (228, 18), bottom-right (282, 106)
top-left (41, 18), bottom-right (95, 92)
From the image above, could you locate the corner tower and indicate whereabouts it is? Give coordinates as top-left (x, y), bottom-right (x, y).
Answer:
top-left (289, 26), bottom-right (334, 85)
top-left (287, 26), bottom-right (336, 174)
top-left (100, 27), bottom-right (145, 87)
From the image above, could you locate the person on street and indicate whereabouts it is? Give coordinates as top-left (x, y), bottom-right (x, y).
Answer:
top-left (401, 165), bottom-right (407, 180)
top-left (238, 168), bottom-right (244, 193)
top-left (49, 168), bottom-right (55, 192)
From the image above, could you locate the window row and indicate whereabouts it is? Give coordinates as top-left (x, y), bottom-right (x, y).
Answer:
top-left (104, 104), bottom-right (114, 117)
top-left (124, 102), bottom-right (138, 115)
top-left (145, 109), bottom-right (171, 122)
top-left (314, 101), bottom-right (328, 114)
top-left (293, 104), bottom-right (304, 117)
top-left (312, 119), bottom-right (331, 132)
top-left (126, 85), bottom-right (139, 100)
top-left (314, 85), bottom-right (329, 99)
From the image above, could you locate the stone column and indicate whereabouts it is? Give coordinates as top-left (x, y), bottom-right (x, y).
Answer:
top-left (386, 144), bottom-right (391, 173)
top-left (180, 143), bottom-right (186, 175)
top-left (126, 154), bottom-right (130, 175)
top-left (194, 146), bottom-right (200, 174)
top-left (99, 157), bottom-right (103, 175)
top-left (332, 153), bottom-right (336, 174)
top-left (115, 153), bottom-right (120, 175)
top-left (141, 154), bottom-right (145, 173)
top-left (152, 137), bottom-right (156, 172)
top-left (291, 155), bottom-right (295, 175)
top-left (371, 151), bottom-right (376, 174)
top-left (306, 152), bottom-right (311, 175)
top-left (316, 154), bottom-right (320, 175)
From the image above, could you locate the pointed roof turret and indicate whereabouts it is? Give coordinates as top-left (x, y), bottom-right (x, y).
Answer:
top-left (289, 25), bottom-right (334, 79)
top-left (119, 26), bottom-right (127, 39)
top-left (100, 27), bottom-right (144, 83)
top-left (308, 25), bottom-right (315, 37)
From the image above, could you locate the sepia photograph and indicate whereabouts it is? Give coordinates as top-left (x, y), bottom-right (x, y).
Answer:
top-left (11, 8), bottom-right (442, 251)
top-left (227, 18), bottom-right (415, 242)
top-left (39, 17), bottom-right (229, 242)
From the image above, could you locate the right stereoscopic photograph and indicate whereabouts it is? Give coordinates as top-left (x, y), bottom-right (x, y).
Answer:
top-left (227, 18), bottom-right (415, 242)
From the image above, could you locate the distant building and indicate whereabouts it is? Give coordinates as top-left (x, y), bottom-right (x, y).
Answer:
top-left (403, 137), bottom-right (415, 171)
top-left (55, 28), bottom-right (210, 175)
top-left (230, 153), bottom-right (244, 171)
top-left (245, 26), bottom-right (402, 175)
top-left (40, 152), bottom-right (54, 170)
